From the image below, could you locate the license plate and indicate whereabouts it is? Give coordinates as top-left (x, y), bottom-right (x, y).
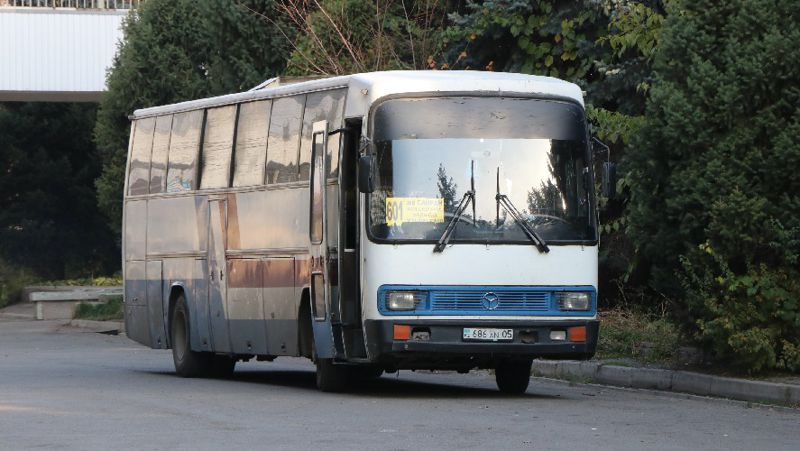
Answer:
top-left (462, 328), bottom-right (513, 342)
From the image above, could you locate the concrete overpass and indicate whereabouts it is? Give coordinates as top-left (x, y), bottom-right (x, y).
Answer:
top-left (0, 1), bottom-right (137, 102)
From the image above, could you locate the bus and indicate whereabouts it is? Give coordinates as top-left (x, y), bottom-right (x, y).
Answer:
top-left (123, 71), bottom-right (606, 393)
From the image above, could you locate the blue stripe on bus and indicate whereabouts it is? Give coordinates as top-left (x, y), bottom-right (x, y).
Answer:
top-left (377, 285), bottom-right (596, 316)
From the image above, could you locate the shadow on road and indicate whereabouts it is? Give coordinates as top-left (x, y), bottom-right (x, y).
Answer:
top-left (137, 368), bottom-right (561, 400)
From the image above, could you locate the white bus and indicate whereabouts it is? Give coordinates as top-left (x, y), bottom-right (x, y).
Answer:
top-left (123, 71), bottom-right (605, 393)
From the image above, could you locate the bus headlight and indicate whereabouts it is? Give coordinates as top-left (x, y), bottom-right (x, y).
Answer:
top-left (386, 291), bottom-right (426, 310)
top-left (556, 292), bottom-right (590, 311)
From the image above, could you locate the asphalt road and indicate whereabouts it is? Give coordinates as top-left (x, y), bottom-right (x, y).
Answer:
top-left (0, 317), bottom-right (797, 450)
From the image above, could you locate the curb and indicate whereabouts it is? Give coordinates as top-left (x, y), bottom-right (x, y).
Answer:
top-left (68, 319), bottom-right (125, 334)
top-left (531, 360), bottom-right (800, 407)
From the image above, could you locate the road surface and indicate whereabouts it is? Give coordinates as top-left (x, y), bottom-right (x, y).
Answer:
top-left (0, 316), bottom-right (797, 450)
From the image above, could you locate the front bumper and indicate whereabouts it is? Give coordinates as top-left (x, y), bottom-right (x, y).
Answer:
top-left (364, 318), bottom-right (598, 369)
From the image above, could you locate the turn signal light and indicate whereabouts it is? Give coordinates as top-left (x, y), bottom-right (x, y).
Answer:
top-left (393, 325), bottom-right (411, 341)
top-left (568, 326), bottom-right (587, 343)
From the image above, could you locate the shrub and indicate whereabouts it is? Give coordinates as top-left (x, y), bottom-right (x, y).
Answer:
top-left (627, 0), bottom-right (800, 372)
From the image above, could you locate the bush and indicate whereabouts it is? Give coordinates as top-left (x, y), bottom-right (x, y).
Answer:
top-left (0, 260), bottom-right (38, 308)
top-left (73, 297), bottom-right (123, 322)
top-left (627, 0), bottom-right (800, 372)
top-left (597, 309), bottom-right (682, 364)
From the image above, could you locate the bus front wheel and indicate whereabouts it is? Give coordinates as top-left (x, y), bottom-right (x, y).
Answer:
top-left (495, 359), bottom-right (532, 394)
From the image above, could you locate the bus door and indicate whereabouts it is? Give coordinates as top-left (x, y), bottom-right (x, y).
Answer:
top-left (309, 121), bottom-right (336, 359)
top-left (208, 197), bottom-right (231, 353)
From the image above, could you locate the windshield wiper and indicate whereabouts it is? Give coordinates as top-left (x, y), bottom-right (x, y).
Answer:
top-left (495, 168), bottom-right (549, 254)
top-left (433, 160), bottom-right (477, 253)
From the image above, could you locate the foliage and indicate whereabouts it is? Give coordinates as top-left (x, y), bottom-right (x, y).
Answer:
top-left (40, 276), bottom-right (123, 287)
top-left (0, 260), bottom-right (39, 308)
top-left (279, 0), bottom-right (452, 75)
top-left (597, 308), bottom-right (682, 364)
top-left (73, 297), bottom-right (124, 321)
top-left (95, 0), bottom-right (291, 233)
top-left (443, 0), bottom-right (608, 82)
top-left (627, 0), bottom-right (800, 372)
top-left (0, 102), bottom-right (118, 280)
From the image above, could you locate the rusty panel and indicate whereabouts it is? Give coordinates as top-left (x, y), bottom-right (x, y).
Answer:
top-left (264, 257), bottom-right (297, 355)
top-left (147, 196), bottom-right (208, 255)
top-left (226, 188), bottom-right (308, 251)
top-left (124, 199), bottom-right (147, 261)
top-left (227, 259), bottom-right (268, 354)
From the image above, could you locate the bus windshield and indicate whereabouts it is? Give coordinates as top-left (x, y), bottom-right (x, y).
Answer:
top-left (368, 96), bottom-right (595, 244)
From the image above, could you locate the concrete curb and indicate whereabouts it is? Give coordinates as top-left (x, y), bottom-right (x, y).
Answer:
top-left (68, 319), bottom-right (125, 334)
top-left (531, 360), bottom-right (800, 407)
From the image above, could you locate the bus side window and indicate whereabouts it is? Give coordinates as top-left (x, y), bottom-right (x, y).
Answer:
top-left (266, 96), bottom-right (304, 184)
top-left (166, 110), bottom-right (204, 192)
top-left (232, 100), bottom-right (271, 187)
top-left (299, 89), bottom-right (346, 181)
top-left (199, 105), bottom-right (236, 189)
top-left (128, 117), bottom-right (155, 196)
top-left (149, 115), bottom-right (172, 194)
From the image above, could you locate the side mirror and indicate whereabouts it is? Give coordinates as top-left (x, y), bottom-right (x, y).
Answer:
top-left (602, 162), bottom-right (617, 199)
top-left (358, 155), bottom-right (375, 193)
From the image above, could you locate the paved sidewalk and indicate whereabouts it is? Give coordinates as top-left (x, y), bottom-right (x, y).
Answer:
top-left (532, 359), bottom-right (800, 407)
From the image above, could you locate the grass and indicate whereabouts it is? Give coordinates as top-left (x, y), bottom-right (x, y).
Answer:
top-left (596, 308), bottom-right (685, 366)
top-left (73, 297), bottom-right (124, 321)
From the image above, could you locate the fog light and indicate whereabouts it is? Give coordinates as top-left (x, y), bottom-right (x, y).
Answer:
top-left (550, 330), bottom-right (567, 341)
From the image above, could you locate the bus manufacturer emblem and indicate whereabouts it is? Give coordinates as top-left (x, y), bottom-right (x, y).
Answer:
top-left (481, 292), bottom-right (500, 310)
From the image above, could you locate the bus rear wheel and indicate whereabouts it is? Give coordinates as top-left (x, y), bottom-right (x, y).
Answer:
top-left (171, 294), bottom-right (214, 378)
top-left (495, 359), bottom-right (532, 394)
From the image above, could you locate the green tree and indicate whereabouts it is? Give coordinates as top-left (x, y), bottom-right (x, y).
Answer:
top-left (627, 0), bottom-right (800, 371)
top-left (0, 103), bottom-right (117, 279)
top-left (95, 0), bottom-right (291, 234)
top-left (280, 0), bottom-right (454, 75)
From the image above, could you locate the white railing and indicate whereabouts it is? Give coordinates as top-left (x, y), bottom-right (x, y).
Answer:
top-left (1, 0), bottom-right (140, 9)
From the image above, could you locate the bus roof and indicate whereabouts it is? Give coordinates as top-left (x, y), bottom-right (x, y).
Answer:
top-left (130, 71), bottom-right (584, 119)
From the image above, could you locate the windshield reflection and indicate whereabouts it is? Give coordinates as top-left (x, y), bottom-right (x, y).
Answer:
top-left (369, 138), bottom-right (594, 243)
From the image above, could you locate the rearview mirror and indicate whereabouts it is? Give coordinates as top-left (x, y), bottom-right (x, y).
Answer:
top-left (358, 155), bottom-right (375, 193)
top-left (602, 162), bottom-right (617, 199)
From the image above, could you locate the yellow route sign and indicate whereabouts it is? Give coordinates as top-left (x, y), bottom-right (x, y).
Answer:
top-left (386, 197), bottom-right (444, 226)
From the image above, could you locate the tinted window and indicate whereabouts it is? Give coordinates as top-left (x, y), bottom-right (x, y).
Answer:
top-left (233, 100), bottom-right (271, 187)
top-left (149, 115), bottom-right (172, 194)
top-left (200, 105), bottom-right (236, 189)
top-left (128, 117), bottom-right (155, 196)
top-left (299, 90), bottom-right (346, 180)
top-left (266, 96), bottom-right (304, 184)
top-left (167, 110), bottom-right (203, 192)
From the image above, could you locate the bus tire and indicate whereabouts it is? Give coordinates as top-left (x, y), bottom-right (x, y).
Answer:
top-left (315, 358), bottom-right (349, 392)
top-left (495, 359), bottom-right (532, 394)
top-left (170, 294), bottom-right (212, 378)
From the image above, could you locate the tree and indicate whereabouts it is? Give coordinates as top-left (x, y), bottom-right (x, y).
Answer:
top-left (95, 0), bottom-right (292, 234)
top-left (274, 0), bottom-right (455, 75)
top-left (0, 103), bottom-right (117, 279)
top-left (627, 0), bottom-right (800, 371)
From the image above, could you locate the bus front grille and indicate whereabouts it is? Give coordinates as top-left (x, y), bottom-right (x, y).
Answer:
top-left (430, 290), bottom-right (550, 312)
